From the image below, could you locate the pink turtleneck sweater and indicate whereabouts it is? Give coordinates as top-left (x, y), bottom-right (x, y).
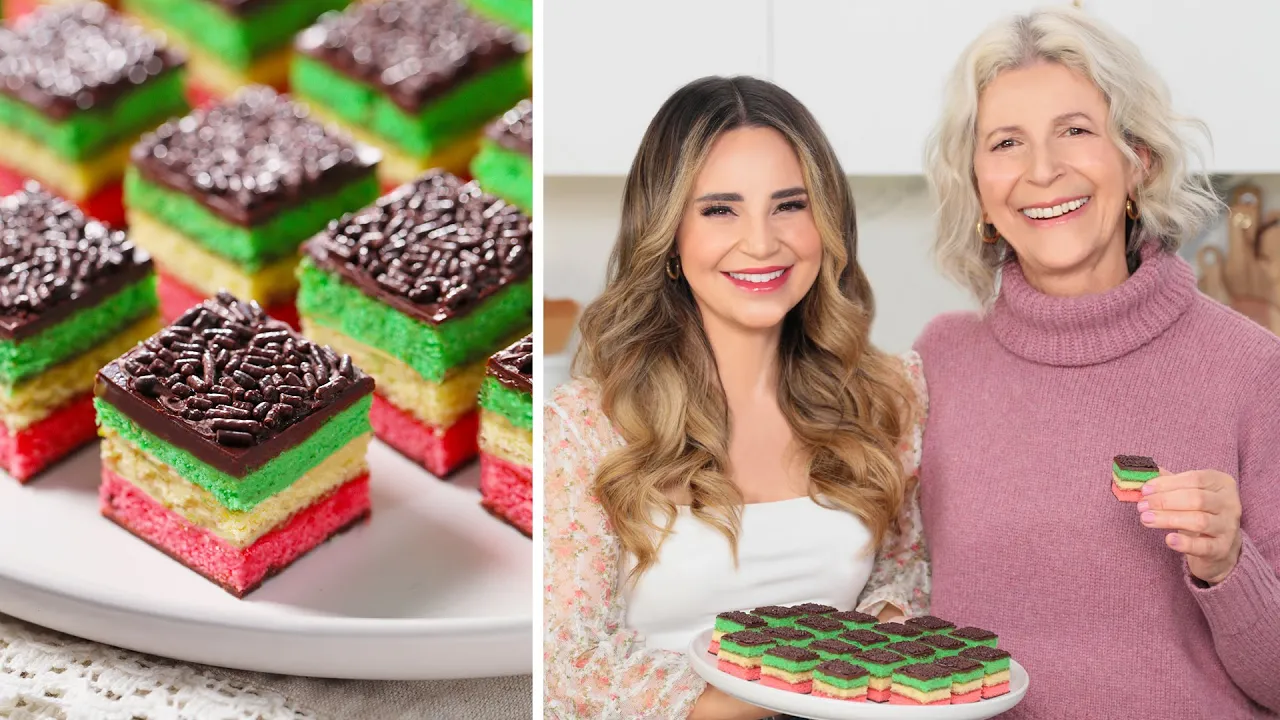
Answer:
top-left (914, 243), bottom-right (1280, 719)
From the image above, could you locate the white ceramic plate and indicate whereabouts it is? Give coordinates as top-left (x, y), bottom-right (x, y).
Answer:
top-left (0, 440), bottom-right (532, 680)
top-left (688, 629), bottom-right (1028, 720)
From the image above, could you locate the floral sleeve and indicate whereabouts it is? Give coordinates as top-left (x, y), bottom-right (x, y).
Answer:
top-left (856, 351), bottom-right (931, 618)
top-left (542, 381), bottom-right (706, 719)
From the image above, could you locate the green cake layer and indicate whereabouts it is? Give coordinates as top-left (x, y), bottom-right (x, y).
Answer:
top-left (125, 169), bottom-right (380, 270)
top-left (291, 55), bottom-right (528, 157)
top-left (470, 140), bottom-right (533, 213)
top-left (813, 670), bottom-right (869, 690)
top-left (951, 668), bottom-right (985, 685)
top-left (763, 653), bottom-right (820, 673)
top-left (94, 394), bottom-right (372, 512)
top-left (891, 670), bottom-right (952, 693)
top-left (479, 377), bottom-right (531, 430)
top-left (465, 0), bottom-right (532, 32)
top-left (0, 72), bottom-right (186, 161)
top-left (970, 656), bottom-right (1010, 674)
top-left (123, 0), bottom-right (351, 69)
top-left (719, 638), bottom-right (773, 658)
top-left (296, 260), bottom-right (532, 383)
top-left (853, 655), bottom-right (909, 677)
top-left (0, 277), bottom-right (157, 387)
top-left (1113, 463), bottom-right (1159, 481)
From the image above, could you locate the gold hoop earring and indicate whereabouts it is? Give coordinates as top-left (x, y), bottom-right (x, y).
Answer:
top-left (976, 220), bottom-right (1000, 244)
top-left (1126, 198), bottom-right (1140, 221)
top-left (665, 255), bottom-right (681, 280)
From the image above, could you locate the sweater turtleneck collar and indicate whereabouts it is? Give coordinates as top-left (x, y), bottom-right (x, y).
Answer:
top-left (987, 241), bottom-right (1198, 367)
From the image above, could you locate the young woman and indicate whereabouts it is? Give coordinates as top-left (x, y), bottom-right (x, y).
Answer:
top-left (917, 7), bottom-right (1280, 717)
top-left (543, 76), bottom-right (929, 719)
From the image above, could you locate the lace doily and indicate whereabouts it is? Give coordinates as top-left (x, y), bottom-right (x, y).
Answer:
top-left (0, 614), bottom-right (317, 720)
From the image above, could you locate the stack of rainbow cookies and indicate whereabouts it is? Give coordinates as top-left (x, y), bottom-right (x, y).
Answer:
top-left (124, 86), bottom-right (380, 328)
top-left (292, 0), bottom-right (531, 189)
top-left (297, 170), bottom-right (533, 477)
top-left (470, 99), bottom-right (533, 214)
top-left (94, 291), bottom-right (375, 596)
top-left (120, 0), bottom-right (349, 107)
top-left (707, 605), bottom-right (1014, 705)
top-left (0, 182), bottom-right (160, 482)
top-left (0, 2), bottom-right (188, 226)
top-left (479, 335), bottom-right (533, 535)
top-left (1112, 453), bottom-right (1159, 501)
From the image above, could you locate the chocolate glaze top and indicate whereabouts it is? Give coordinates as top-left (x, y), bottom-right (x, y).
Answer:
top-left (854, 649), bottom-right (904, 665)
top-left (918, 634), bottom-right (967, 651)
top-left (873, 622), bottom-right (923, 638)
top-left (904, 615), bottom-right (956, 632)
top-left (896, 662), bottom-right (952, 681)
top-left (950, 627), bottom-right (997, 641)
top-left (764, 645), bottom-right (819, 663)
top-left (720, 630), bottom-right (772, 647)
top-left (487, 334), bottom-right (531, 392)
top-left (295, 0), bottom-right (529, 114)
top-left (840, 630), bottom-right (889, 646)
top-left (958, 646), bottom-right (1010, 662)
top-left (1115, 454), bottom-right (1158, 471)
top-left (885, 641), bottom-right (935, 659)
top-left (132, 86), bottom-right (379, 228)
top-left (790, 603), bottom-right (838, 615)
top-left (934, 656), bottom-right (983, 673)
top-left (831, 610), bottom-right (879, 625)
top-left (795, 615), bottom-right (843, 633)
top-left (0, 182), bottom-right (152, 341)
top-left (96, 292), bottom-right (374, 474)
top-left (808, 639), bottom-right (859, 656)
top-left (716, 611), bottom-right (767, 628)
top-left (815, 659), bottom-right (868, 680)
top-left (304, 170), bottom-right (532, 325)
top-left (762, 627), bottom-right (813, 642)
top-left (0, 2), bottom-right (182, 121)
top-left (485, 99), bottom-right (531, 156)
top-left (752, 605), bottom-right (803, 619)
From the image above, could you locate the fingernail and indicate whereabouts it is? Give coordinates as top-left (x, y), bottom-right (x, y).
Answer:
top-left (1141, 511), bottom-right (1155, 524)
top-left (1137, 501), bottom-right (1150, 512)
top-left (1141, 484), bottom-right (1154, 495)
top-left (1167, 534), bottom-right (1180, 548)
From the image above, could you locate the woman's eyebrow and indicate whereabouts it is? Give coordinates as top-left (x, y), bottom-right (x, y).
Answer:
top-left (694, 191), bottom-right (742, 202)
top-left (772, 187), bottom-right (806, 200)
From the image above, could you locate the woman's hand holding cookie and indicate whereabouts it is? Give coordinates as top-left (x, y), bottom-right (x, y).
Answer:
top-left (1138, 469), bottom-right (1243, 585)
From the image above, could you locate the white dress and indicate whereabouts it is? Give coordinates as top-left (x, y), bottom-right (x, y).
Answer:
top-left (621, 497), bottom-right (875, 652)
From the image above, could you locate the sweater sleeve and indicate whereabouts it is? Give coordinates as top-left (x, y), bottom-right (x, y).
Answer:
top-left (1183, 357), bottom-right (1280, 711)
top-left (857, 351), bottom-right (931, 618)
top-left (542, 384), bottom-right (706, 719)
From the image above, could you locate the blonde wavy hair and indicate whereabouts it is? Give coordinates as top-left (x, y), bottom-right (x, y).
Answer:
top-left (924, 6), bottom-right (1220, 303)
top-left (574, 76), bottom-right (917, 582)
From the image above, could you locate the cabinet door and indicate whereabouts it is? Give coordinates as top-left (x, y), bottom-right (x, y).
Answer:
top-left (771, 0), bottom-right (1078, 175)
top-left (543, 0), bottom-right (771, 175)
top-left (1088, 0), bottom-right (1280, 174)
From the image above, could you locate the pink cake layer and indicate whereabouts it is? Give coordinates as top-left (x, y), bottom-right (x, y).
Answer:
top-left (982, 681), bottom-right (1011, 698)
top-left (889, 694), bottom-right (950, 706)
top-left (952, 689), bottom-right (982, 704)
top-left (0, 392), bottom-right (98, 483)
top-left (99, 467), bottom-right (370, 597)
top-left (707, 640), bottom-right (719, 655)
top-left (761, 676), bottom-right (812, 694)
top-left (370, 393), bottom-right (478, 477)
top-left (1112, 482), bottom-right (1143, 502)
top-left (717, 660), bottom-right (759, 681)
top-left (480, 452), bottom-right (531, 536)
top-left (867, 688), bottom-right (891, 703)
top-left (812, 691), bottom-right (867, 702)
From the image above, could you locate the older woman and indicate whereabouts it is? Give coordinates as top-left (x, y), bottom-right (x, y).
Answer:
top-left (917, 7), bottom-right (1280, 719)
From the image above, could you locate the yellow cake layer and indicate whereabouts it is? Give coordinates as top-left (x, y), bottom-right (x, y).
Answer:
top-left (761, 667), bottom-right (810, 684)
top-left (1, 313), bottom-right (160, 431)
top-left (300, 319), bottom-right (486, 427)
top-left (127, 210), bottom-right (299, 305)
top-left (479, 409), bottom-right (531, 467)
top-left (1113, 474), bottom-right (1148, 490)
top-left (712, 629), bottom-right (724, 642)
top-left (954, 678), bottom-right (983, 695)
top-left (869, 677), bottom-right (892, 691)
top-left (812, 681), bottom-right (866, 699)
top-left (984, 670), bottom-right (1011, 686)
top-left (100, 428), bottom-right (371, 547)
top-left (301, 102), bottom-right (479, 186)
top-left (127, 7), bottom-right (291, 96)
top-left (716, 651), bottom-right (761, 669)
top-left (0, 123), bottom-right (132, 200)
top-left (892, 685), bottom-right (951, 704)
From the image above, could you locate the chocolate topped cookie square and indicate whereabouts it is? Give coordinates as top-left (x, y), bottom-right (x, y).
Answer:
top-left (485, 98), bottom-right (532, 157)
top-left (487, 335), bottom-right (532, 393)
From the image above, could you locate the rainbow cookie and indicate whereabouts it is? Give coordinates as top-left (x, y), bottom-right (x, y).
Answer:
top-left (808, 639), bottom-right (860, 662)
top-left (811, 659), bottom-right (870, 702)
top-left (960, 646), bottom-right (1012, 698)
top-left (711, 611), bottom-right (767, 654)
top-left (0, 184), bottom-right (160, 481)
top-left (716, 630), bottom-right (774, 681)
top-left (297, 171), bottom-right (532, 477)
top-left (1113, 454), bottom-right (1159, 501)
top-left (126, 86), bottom-right (379, 329)
top-left (839, 629), bottom-right (890, 651)
top-left (760, 645), bottom-right (821, 694)
top-left (873, 622), bottom-right (925, 643)
top-left (889, 662), bottom-right (953, 706)
top-left (831, 610), bottom-right (879, 631)
top-left (885, 641), bottom-right (937, 665)
top-left (293, 0), bottom-right (530, 188)
top-left (950, 626), bottom-right (999, 649)
top-left (0, 4), bottom-right (187, 227)
top-left (479, 335), bottom-right (532, 535)
top-left (795, 615), bottom-right (845, 642)
top-left (762, 626), bottom-right (815, 648)
top-left (934, 655), bottom-right (986, 704)
top-left (904, 615), bottom-right (956, 636)
top-left (470, 99), bottom-right (531, 214)
top-left (95, 292), bottom-right (375, 596)
top-left (790, 603), bottom-right (838, 616)
top-left (120, 0), bottom-right (349, 104)
top-left (752, 605), bottom-right (804, 628)
top-left (917, 633), bottom-right (968, 658)
top-left (850, 649), bottom-right (908, 703)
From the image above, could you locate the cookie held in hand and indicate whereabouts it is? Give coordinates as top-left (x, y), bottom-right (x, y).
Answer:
top-left (1112, 454), bottom-right (1159, 501)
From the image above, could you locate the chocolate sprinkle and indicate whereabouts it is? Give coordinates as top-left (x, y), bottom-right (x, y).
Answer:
top-left (840, 630), bottom-right (889, 647)
top-left (896, 662), bottom-right (952, 681)
top-left (790, 603), bottom-right (838, 616)
top-left (0, 182), bottom-right (151, 341)
top-left (0, 3), bottom-right (182, 120)
top-left (716, 611), bottom-right (766, 629)
top-left (720, 630), bottom-right (772, 647)
top-left (815, 659), bottom-right (869, 680)
top-left (132, 86), bottom-right (378, 228)
top-left (958, 646), bottom-right (1010, 663)
top-left (950, 627), bottom-right (998, 642)
top-left (904, 615), bottom-right (956, 632)
top-left (752, 605), bottom-right (803, 619)
top-left (873, 622), bottom-right (924, 638)
top-left (296, 0), bottom-right (529, 114)
top-left (934, 656), bottom-right (983, 673)
top-left (885, 641), bottom-right (936, 660)
top-left (918, 635), bottom-right (967, 652)
top-left (854, 649), bottom-right (904, 665)
top-left (487, 334), bottom-right (531, 393)
top-left (485, 98), bottom-right (532, 156)
top-left (795, 615), bottom-right (843, 633)
top-left (1115, 454), bottom-right (1158, 471)
top-left (305, 170), bottom-right (532, 325)
top-left (764, 645), bottom-right (819, 663)
top-left (809, 639), bottom-right (859, 656)
top-left (762, 627), bottom-right (813, 643)
top-left (831, 610), bottom-right (879, 625)
top-left (113, 291), bottom-right (368, 448)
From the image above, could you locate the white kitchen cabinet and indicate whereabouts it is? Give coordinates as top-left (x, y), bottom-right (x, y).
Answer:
top-left (542, 0), bottom-right (771, 176)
